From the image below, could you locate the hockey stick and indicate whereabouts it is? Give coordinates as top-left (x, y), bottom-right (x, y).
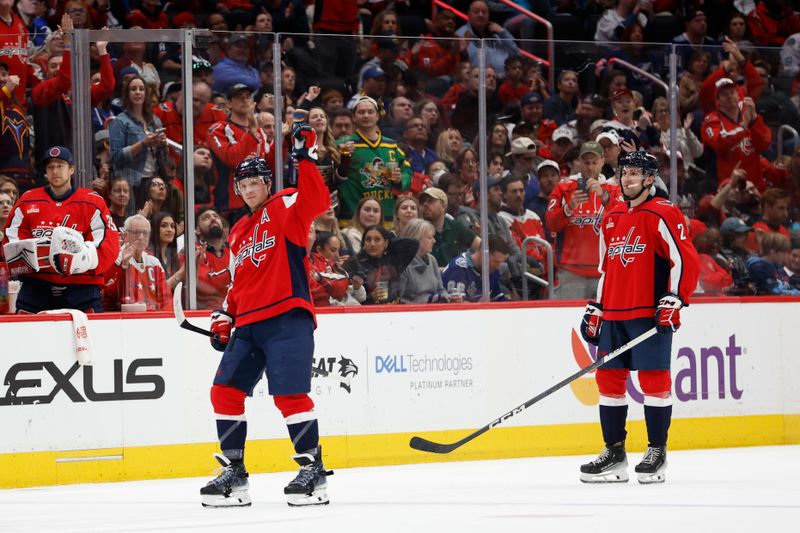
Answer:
top-left (409, 327), bottom-right (658, 454)
top-left (172, 282), bottom-right (352, 387)
top-left (173, 282), bottom-right (216, 338)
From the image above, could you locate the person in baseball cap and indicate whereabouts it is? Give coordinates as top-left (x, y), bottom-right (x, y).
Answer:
top-left (579, 140), bottom-right (603, 159)
top-left (552, 125), bottom-right (575, 162)
top-left (44, 145), bottom-right (74, 166)
top-left (227, 83), bottom-right (253, 100)
top-left (418, 187), bottom-right (448, 205)
top-left (506, 137), bottom-right (537, 158)
top-left (720, 217), bottom-right (753, 234)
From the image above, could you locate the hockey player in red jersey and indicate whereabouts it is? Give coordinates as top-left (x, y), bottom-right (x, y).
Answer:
top-left (579, 151), bottom-right (699, 485)
top-left (200, 124), bottom-right (332, 508)
top-left (2, 146), bottom-right (120, 312)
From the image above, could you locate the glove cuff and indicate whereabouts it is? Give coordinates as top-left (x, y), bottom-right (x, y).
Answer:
top-left (658, 293), bottom-right (684, 308)
top-left (211, 309), bottom-right (234, 323)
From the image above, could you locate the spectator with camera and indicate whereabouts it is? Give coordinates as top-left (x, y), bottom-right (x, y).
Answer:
top-left (546, 141), bottom-right (621, 300)
top-left (109, 75), bottom-right (169, 209)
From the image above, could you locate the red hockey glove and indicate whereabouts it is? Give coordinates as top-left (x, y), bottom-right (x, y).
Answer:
top-left (655, 294), bottom-right (683, 334)
top-left (291, 123), bottom-right (318, 162)
top-left (210, 310), bottom-right (233, 352)
top-left (580, 301), bottom-right (603, 346)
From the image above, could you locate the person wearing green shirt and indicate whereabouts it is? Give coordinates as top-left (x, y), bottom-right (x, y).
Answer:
top-left (419, 187), bottom-right (480, 267)
top-left (337, 96), bottom-right (412, 223)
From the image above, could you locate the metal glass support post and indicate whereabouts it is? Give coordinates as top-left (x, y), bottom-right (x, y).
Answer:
top-left (668, 46), bottom-right (678, 204)
top-left (71, 29), bottom-right (92, 188)
top-left (520, 236), bottom-right (554, 300)
top-left (478, 44), bottom-right (490, 302)
top-left (182, 30), bottom-right (197, 309)
top-left (273, 37), bottom-right (284, 190)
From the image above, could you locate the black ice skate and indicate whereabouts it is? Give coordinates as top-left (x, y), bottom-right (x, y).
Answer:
top-left (284, 446), bottom-right (333, 507)
top-left (635, 445), bottom-right (667, 484)
top-left (580, 443), bottom-right (629, 483)
top-left (200, 453), bottom-right (251, 507)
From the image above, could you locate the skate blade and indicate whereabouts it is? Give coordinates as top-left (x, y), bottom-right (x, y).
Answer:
top-left (637, 470), bottom-right (666, 484)
top-left (580, 469), bottom-right (629, 484)
top-left (201, 490), bottom-right (252, 508)
top-left (286, 489), bottom-right (329, 507)
top-left (636, 460), bottom-right (667, 484)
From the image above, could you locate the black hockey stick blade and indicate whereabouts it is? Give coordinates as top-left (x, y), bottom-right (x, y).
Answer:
top-left (172, 281), bottom-right (215, 338)
top-left (172, 283), bottom-right (352, 385)
top-left (409, 327), bottom-right (658, 454)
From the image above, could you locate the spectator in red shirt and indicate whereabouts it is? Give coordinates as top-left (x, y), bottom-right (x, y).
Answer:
top-left (153, 80), bottom-right (226, 162)
top-left (519, 92), bottom-right (557, 149)
top-left (498, 55), bottom-right (529, 105)
top-left (693, 228), bottom-right (734, 296)
top-left (701, 78), bottom-right (772, 190)
top-left (103, 214), bottom-right (171, 312)
top-left (32, 15), bottom-right (114, 175)
top-left (546, 141), bottom-right (621, 300)
top-left (308, 231), bottom-right (349, 307)
top-left (191, 206), bottom-right (232, 310)
top-left (747, 0), bottom-right (800, 47)
top-left (127, 0), bottom-right (169, 29)
top-left (312, 0), bottom-right (364, 80)
top-left (411, 8), bottom-right (465, 81)
top-left (752, 188), bottom-right (791, 240)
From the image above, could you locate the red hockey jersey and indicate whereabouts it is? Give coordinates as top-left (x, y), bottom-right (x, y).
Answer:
top-left (195, 242), bottom-right (232, 310)
top-left (0, 13), bottom-right (40, 107)
top-left (308, 252), bottom-right (349, 307)
top-left (153, 100), bottom-right (227, 156)
top-left (597, 196), bottom-right (700, 320)
top-left (545, 176), bottom-right (623, 278)
top-left (103, 252), bottom-right (171, 311)
top-left (208, 119), bottom-right (271, 212)
top-left (224, 160), bottom-right (330, 327)
top-left (2, 187), bottom-right (120, 286)
top-left (701, 109), bottom-right (772, 190)
top-left (498, 207), bottom-right (549, 267)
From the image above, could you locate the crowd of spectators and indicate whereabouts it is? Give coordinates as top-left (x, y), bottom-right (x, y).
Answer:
top-left (3, 0), bottom-right (800, 314)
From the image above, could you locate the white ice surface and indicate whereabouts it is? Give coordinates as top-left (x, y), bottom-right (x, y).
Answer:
top-left (2, 445), bottom-right (798, 533)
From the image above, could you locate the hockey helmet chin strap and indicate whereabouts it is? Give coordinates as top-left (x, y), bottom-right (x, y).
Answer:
top-left (622, 176), bottom-right (655, 203)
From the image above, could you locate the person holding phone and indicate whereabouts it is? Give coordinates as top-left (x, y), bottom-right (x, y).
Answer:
top-left (109, 74), bottom-right (169, 212)
top-left (546, 141), bottom-right (622, 300)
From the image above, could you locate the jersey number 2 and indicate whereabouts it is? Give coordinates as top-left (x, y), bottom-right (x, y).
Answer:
top-left (677, 223), bottom-right (686, 240)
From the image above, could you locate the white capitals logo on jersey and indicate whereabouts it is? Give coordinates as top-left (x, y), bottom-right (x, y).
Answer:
top-left (234, 223), bottom-right (276, 269)
top-left (607, 227), bottom-right (646, 266)
top-left (569, 213), bottom-right (603, 235)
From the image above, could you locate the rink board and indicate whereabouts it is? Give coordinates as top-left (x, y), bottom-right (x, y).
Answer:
top-left (0, 300), bottom-right (798, 488)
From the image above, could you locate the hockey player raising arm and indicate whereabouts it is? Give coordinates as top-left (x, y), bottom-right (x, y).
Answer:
top-left (2, 146), bottom-right (120, 312)
top-left (578, 151), bottom-right (699, 485)
top-left (200, 124), bottom-right (332, 508)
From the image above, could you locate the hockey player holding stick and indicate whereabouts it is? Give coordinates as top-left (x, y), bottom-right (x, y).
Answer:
top-left (579, 151), bottom-right (699, 484)
top-left (200, 124), bottom-right (332, 507)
